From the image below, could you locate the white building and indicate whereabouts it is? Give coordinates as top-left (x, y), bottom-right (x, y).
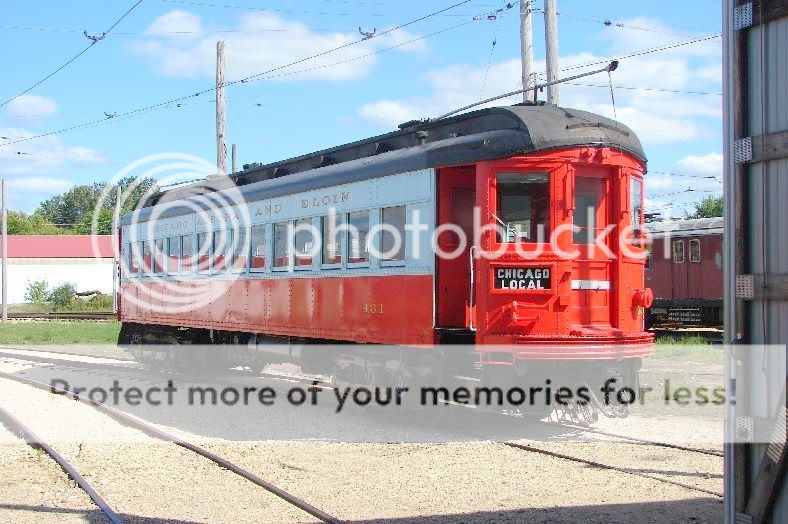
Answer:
top-left (1, 235), bottom-right (115, 304)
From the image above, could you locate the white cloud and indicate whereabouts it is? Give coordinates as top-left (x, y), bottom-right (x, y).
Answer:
top-left (358, 19), bottom-right (722, 147)
top-left (0, 127), bottom-right (106, 175)
top-left (145, 10), bottom-right (203, 35)
top-left (675, 152), bottom-right (723, 177)
top-left (6, 95), bottom-right (57, 119)
top-left (7, 177), bottom-right (74, 194)
top-left (132, 10), bottom-right (426, 81)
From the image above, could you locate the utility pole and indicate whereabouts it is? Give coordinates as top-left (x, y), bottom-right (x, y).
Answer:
top-left (112, 185), bottom-right (121, 314)
top-left (231, 143), bottom-right (237, 175)
top-left (215, 40), bottom-right (227, 177)
top-left (519, 0), bottom-right (534, 101)
top-left (1, 179), bottom-right (7, 322)
top-left (543, 0), bottom-right (560, 105)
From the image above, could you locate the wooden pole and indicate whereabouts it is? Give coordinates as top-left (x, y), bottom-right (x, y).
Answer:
top-left (519, 0), bottom-right (534, 100)
top-left (112, 186), bottom-right (121, 314)
top-left (543, 0), bottom-right (560, 105)
top-left (1, 179), bottom-right (7, 322)
top-left (216, 40), bottom-right (227, 177)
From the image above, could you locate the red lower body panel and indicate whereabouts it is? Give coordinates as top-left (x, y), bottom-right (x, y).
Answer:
top-left (121, 274), bottom-right (436, 345)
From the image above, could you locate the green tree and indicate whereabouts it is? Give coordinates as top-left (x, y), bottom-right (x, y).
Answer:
top-left (7, 210), bottom-right (73, 235)
top-left (685, 195), bottom-right (723, 219)
top-left (35, 176), bottom-right (157, 231)
top-left (48, 283), bottom-right (77, 310)
top-left (25, 279), bottom-right (50, 304)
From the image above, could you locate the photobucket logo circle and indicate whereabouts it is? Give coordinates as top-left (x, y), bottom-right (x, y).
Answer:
top-left (90, 153), bottom-right (249, 314)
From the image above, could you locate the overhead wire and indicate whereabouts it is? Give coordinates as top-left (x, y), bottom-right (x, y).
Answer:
top-left (0, 0), bottom-right (476, 148)
top-left (0, 0), bottom-right (486, 147)
top-left (0, 0), bottom-right (144, 108)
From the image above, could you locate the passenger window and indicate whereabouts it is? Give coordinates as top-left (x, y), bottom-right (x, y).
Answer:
top-left (495, 172), bottom-right (549, 242)
top-left (273, 222), bottom-right (289, 268)
top-left (381, 205), bottom-right (406, 262)
top-left (573, 176), bottom-right (604, 245)
top-left (689, 239), bottom-right (701, 263)
top-left (250, 225), bottom-right (266, 270)
top-left (213, 230), bottom-right (229, 271)
top-left (125, 243), bottom-right (137, 275)
top-left (142, 241), bottom-right (152, 274)
top-left (196, 232), bottom-right (211, 272)
top-left (232, 227), bottom-right (249, 271)
top-left (672, 240), bottom-right (685, 264)
top-left (322, 214), bottom-right (343, 266)
top-left (153, 238), bottom-right (164, 274)
top-left (182, 235), bottom-right (195, 273)
top-left (294, 218), bottom-right (314, 267)
top-left (166, 237), bottom-right (180, 274)
top-left (630, 177), bottom-right (643, 241)
top-left (348, 211), bottom-right (370, 264)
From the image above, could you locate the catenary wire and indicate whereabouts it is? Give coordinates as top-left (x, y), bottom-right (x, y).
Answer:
top-left (0, 0), bottom-right (144, 108)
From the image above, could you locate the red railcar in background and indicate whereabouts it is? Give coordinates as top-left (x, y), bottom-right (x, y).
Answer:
top-left (645, 217), bottom-right (723, 325)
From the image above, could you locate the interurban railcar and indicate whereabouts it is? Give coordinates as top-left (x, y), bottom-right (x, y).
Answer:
top-left (645, 217), bottom-right (723, 325)
top-left (118, 103), bottom-right (654, 396)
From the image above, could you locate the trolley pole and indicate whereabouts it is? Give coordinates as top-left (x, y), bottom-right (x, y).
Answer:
top-left (215, 40), bottom-right (227, 178)
top-left (543, 0), bottom-right (560, 105)
top-left (519, 0), bottom-right (534, 100)
top-left (1, 179), bottom-right (7, 322)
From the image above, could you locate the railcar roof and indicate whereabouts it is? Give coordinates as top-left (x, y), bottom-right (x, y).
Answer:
top-left (124, 104), bottom-right (645, 224)
top-left (645, 217), bottom-right (724, 237)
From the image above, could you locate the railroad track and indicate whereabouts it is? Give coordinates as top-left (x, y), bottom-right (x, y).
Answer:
top-left (501, 441), bottom-right (723, 498)
top-left (0, 347), bottom-right (723, 508)
top-left (0, 402), bottom-right (123, 524)
top-left (7, 312), bottom-right (117, 321)
top-left (0, 367), bottom-right (342, 524)
top-left (0, 346), bottom-right (722, 459)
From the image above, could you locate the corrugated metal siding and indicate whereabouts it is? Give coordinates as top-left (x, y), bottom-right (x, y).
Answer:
top-left (725, 5), bottom-right (788, 523)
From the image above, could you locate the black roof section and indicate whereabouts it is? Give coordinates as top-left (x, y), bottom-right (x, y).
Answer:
top-left (124, 104), bottom-right (645, 224)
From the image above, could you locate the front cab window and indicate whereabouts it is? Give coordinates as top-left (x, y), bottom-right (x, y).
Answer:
top-left (495, 172), bottom-right (550, 242)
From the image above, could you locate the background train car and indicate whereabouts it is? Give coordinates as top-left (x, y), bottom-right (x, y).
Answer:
top-left (644, 217), bottom-right (723, 325)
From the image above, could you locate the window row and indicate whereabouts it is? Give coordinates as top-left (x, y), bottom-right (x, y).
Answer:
top-left (671, 239), bottom-right (701, 264)
top-left (124, 206), bottom-right (407, 276)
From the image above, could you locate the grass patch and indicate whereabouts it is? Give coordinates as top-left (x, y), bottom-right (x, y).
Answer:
top-left (653, 334), bottom-right (723, 364)
top-left (0, 321), bottom-right (121, 345)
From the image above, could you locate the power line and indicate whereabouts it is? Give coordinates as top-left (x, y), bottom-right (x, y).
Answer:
top-left (158, 0), bottom-right (489, 17)
top-left (558, 33), bottom-right (722, 73)
top-left (0, 0), bottom-right (144, 108)
top-left (648, 188), bottom-right (718, 199)
top-left (649, 170), bottom-right (722, 180)
top-left (0, 1), bottom-right (475, 148)
top-left (563, 82), bottom-right (721, 96)
top-left (0, 23), bottom-right (354, 35)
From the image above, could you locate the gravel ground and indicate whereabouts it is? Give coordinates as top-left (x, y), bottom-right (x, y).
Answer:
top-left (198, 440), bottom-right (723, 523)
top-left (0, 377), bottom-right (326, 523)
top-left (0, 351), bottom-right (725, 523)
top-left (0, 425), bottom-right (106, 524)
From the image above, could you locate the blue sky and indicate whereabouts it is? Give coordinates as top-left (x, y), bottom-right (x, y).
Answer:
top-left (0, 0), bottom-right (722, 216)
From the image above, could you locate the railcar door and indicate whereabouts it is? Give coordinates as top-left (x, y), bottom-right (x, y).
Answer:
top-left (436, 166), bottom-right (476, 328)
top-left (570, 166), bottom-right (614, 329)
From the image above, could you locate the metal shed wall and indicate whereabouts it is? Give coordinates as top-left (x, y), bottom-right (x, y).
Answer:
top-left (723, 1), bottom-right (788, 523)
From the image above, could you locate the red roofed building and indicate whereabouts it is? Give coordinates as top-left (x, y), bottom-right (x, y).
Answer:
top-left (1, 235), bottom-right (116, 304)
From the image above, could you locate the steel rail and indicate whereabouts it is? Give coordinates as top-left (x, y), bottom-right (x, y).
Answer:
top-left (502, 441), bottom-right (723, 498)
top-left (0, 369), bottom-right (343, 524)
top-left (0, 347), bottom-right (724, 458)
top-left (0, 402), bottom-right (124, 524)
